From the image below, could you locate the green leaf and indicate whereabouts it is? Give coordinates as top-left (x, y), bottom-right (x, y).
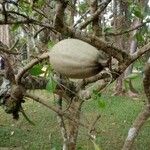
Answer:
top-left (92, 141), bottom-right (102, 150)
top-left (29, 64), bottom-right (44, 76)
top-left (46, 77), bottom-right (56, 93)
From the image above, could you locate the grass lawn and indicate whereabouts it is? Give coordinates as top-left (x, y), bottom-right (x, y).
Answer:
top-left (0, 76), bottom-right (150, 150)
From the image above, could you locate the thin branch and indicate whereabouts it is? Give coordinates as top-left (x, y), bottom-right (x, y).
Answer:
top-left (9, 39), bottom-right (19, 51)
top-left (105, 20), bottom-right (150, 37)
top-left (76, 71), bottom-right (111, 90)
top-left (0, 41), bottom-right (19, 55)
top-left (87, 114), bottom-right (101, 140)
top-left (0, 47), bottom-right (19, 55)
top-left (20, 0), bottom-right (50, 19)
top-left (89, 114), bottom-right (101, 134)
top-left (73, 10), bottom-right (90, 27)
top-left (7, 11), bottom-right (31, 19)
top-left (32, 8), bottom-right (49, 19)
top-left (16, 52), bottom-right (49, 85)
top-left (53, 0), bottom-right (67, 32)
top-left (63, 26), bottom-right (130, 62)
top-left (0, 10), bottom-right (130, 63)
top-left (78, 0), bottom-right (111, 30)
top-left (0, 20), bottom-right (35, 25)
top-left (78, 79), bottom-right (109, 100)
top-left (34, 27), bottom-right (45, 38)
top-left (0, 11), bottom-right (57, 33)
top-left (131, 42), bottom-right (150, 62)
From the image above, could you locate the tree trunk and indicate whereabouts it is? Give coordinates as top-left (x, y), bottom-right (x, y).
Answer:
top-left (125, 19), bottom-right (141, 94)
top-left (115, 74), bottom-right (124, 95)
top-left (90, 0), bottom-right (102, 36)
top-left (56, 75), bottom-right (83, 150)
top-left (113, 0), bottom-right (130, 95)
top-left (66, 99), bottom-right (82, 150)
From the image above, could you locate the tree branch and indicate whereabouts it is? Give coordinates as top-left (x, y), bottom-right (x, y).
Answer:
top-left (76, 71), bottom-right (111, 90)
top-left (0, 44), bottom-right (19, 55)
top-left (65, 27), bottom-right (130, 62)
top-left (131, 42), bottom-right (150, 62)
top-left (16, 52), bottom-right (49, 84)
top-left (78, 0), bottom-right (111, 30)
top-left (53, 0), bottom-right (68, 32)
top-left (105, 20), bottom-right (150, 37)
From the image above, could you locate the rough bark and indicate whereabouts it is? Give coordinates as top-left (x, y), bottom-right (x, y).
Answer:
top-left (78, 0), bottom-right (111, 30)
top-left (90, 0), bottom-right (101, 36)
top-left (66, 99), bottom-right (83, 150)
top-left (113, 0), bottom-right (130, 95)
top-left (125, 19), bottom-right (142, 94)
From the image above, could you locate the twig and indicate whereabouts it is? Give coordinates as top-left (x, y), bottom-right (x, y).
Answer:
top-left (78, 0), bottom-right (111, 30)
top-left (105, 20), bottom-right (150, 37)
top-left (73, 9), bottom-right (90, 27)
top-left (34, 27), bottom-right (45, 38)
top-left (0, 20), bottom-right (35, 25)
top-left (7, 11), bottom-right (31, 19)
top-left (9, 39), bottom-right (19, 51)
top-left (89, 115), bottom-right (101, 131)
top-left (0, 11), bottom-right (57, 34)
top-left (16, 52), bottom-right (49, 84)
top-left (0, 41), bottom-right (19, 55)
top-left (20, 107), bottom-right (35, 126)
top-left (88, 114), bottom-right (101, 138)
top-left (77, 71), bottom-right (111, 90)
top-left (32, 8), bottom-right (48, 19)
top-left (53, 0), bottom-right (67, 32)
top-left (131, 42), bottom-right (150, 62)
top-left (0, 47), bottom-right (19, 55)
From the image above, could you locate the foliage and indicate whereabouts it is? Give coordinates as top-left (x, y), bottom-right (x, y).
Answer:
top-left (29, 64), bottom-right (44, 76)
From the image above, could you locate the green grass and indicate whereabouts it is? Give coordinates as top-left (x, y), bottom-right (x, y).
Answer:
top-left (0, 76), bottom-right (150, 150)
